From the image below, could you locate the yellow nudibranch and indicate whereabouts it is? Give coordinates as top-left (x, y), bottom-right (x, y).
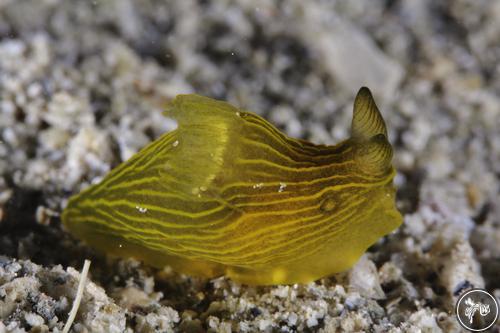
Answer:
top-left (62, 87), bottom-right (402, 285)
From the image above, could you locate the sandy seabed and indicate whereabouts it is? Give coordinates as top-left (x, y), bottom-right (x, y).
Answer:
top-left (0, 1), bottom-right (499, 332)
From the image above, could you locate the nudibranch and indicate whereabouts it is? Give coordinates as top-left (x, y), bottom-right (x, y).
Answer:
top-left (62, 87), bottom-right (402, 285)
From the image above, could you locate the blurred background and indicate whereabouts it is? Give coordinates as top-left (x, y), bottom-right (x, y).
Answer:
top-left (0, 1), bottom-right (499, 332)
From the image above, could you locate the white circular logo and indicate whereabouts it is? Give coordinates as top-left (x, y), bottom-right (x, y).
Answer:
top-left (455, 288), bottom-right (499, 332)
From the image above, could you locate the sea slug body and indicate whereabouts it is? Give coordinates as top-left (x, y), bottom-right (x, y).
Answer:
top-left (62, 87), bottom-right (402, 285)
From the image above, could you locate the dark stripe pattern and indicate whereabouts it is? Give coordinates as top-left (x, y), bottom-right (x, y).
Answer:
top-left (62, 87), bottom-right (402, 285)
